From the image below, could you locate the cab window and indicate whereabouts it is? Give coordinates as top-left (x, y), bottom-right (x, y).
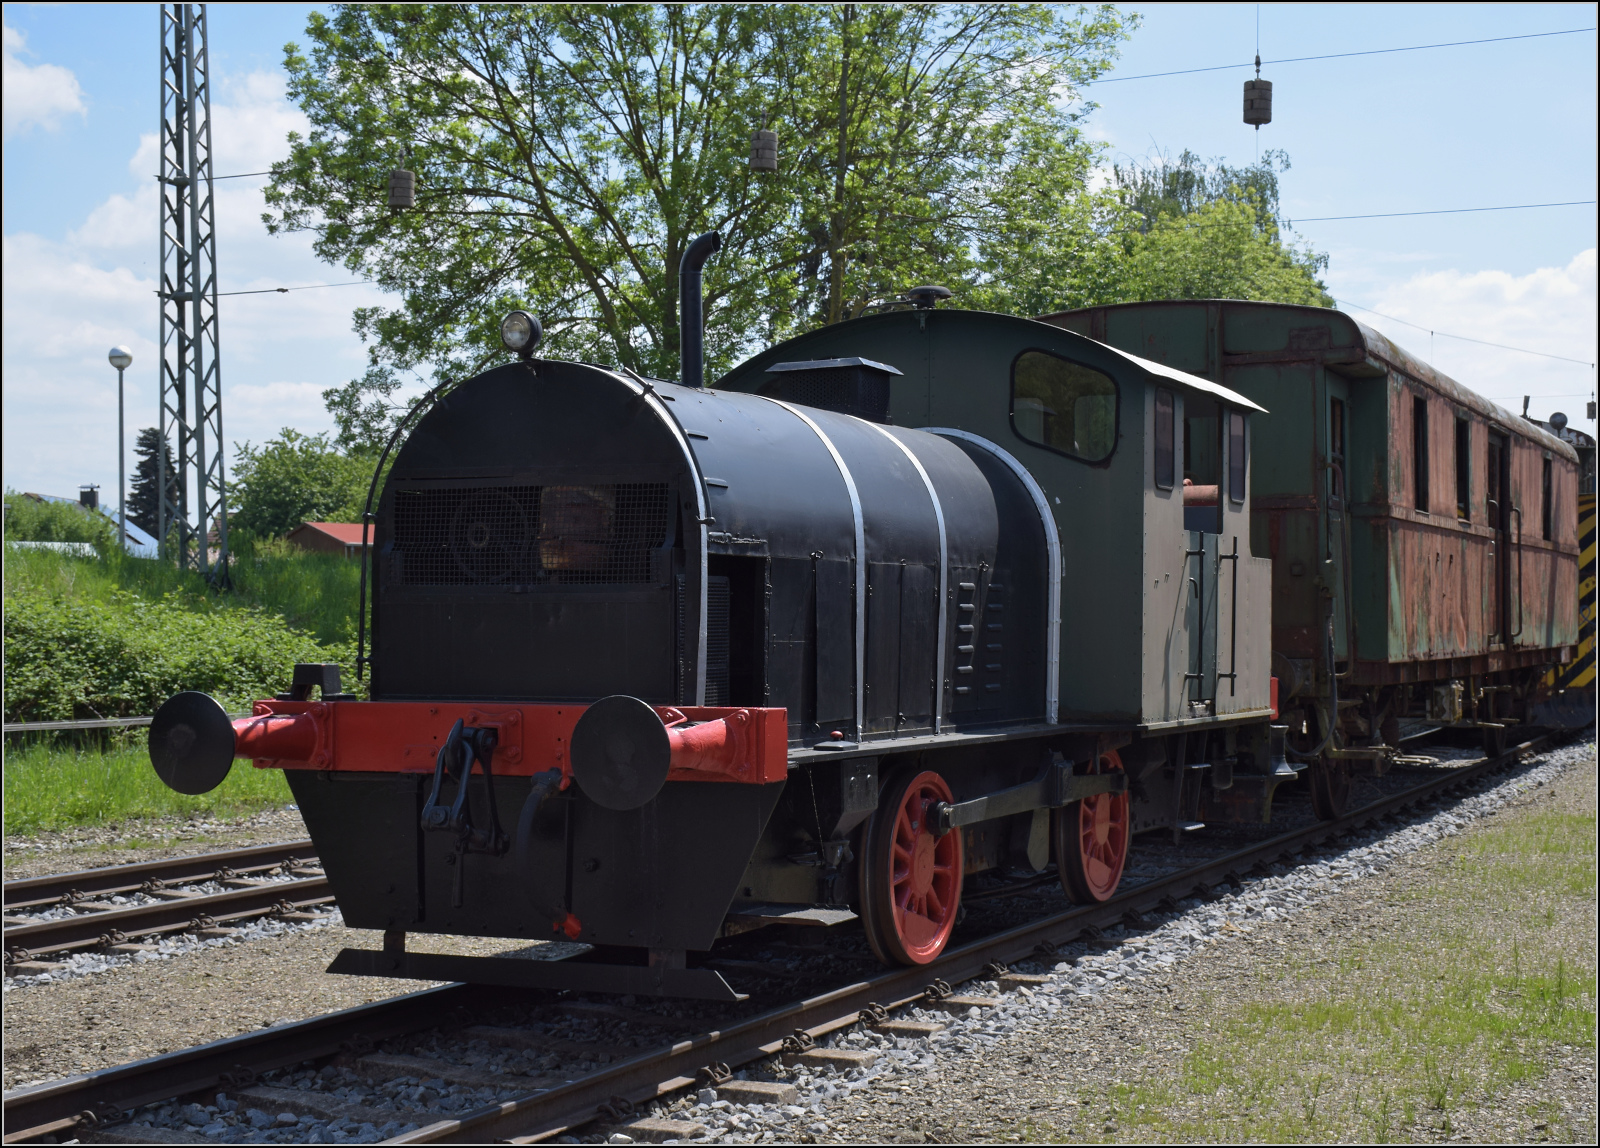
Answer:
top-left (1011, 351), bottom-right (1117, 463)
top-left (1228, 411), bottom-right (1247, 503)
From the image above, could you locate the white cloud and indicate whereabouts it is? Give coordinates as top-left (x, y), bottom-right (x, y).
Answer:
top-left (2, 23), bottom-right (86, 139)
top-left (1342, 249), bottom-right (1598, 430)
top-left (2, 67), bottom-right (388, 503)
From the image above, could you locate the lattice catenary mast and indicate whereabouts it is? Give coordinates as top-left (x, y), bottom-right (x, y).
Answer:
top-left (157, 3), bottom-right (229, 577)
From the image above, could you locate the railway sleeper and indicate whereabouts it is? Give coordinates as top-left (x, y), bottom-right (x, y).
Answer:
top-left (339, 1050), bottom-right (560, 1093)
top-left (228, 1083), bottom-right (431, 1132)
top-left (457, 1023), bottom-right (639, 1062)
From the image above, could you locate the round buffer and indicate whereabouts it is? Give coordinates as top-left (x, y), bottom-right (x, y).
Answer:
top-left (149, 691), bottom-right (236, 795)
top-left (569, 695), bottom-right (672, 811)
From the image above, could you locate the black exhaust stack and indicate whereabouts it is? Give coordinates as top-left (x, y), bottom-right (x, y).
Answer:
top-left (679, 231), bottom-right (721, 388)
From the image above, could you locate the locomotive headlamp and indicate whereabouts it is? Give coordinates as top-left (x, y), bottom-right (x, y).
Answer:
top-left (500, 310), bottom-right (543, 358)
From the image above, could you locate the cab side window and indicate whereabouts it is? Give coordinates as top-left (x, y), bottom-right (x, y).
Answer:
top-left (1154, 388), bottom-right (1176, 489)
top-left (1011, 350), bottom-right (1118, 463)
top-left (1228, 411), bottom-right (1247, 503)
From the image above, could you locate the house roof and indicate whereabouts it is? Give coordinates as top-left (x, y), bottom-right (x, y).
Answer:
top-left (15, 492), bottom-right (159, 555)
top-left (290, 522), bottom-right (373, 545)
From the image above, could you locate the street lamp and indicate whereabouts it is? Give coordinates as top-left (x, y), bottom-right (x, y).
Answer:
top-left (108, 346), bottom-right (133, 548)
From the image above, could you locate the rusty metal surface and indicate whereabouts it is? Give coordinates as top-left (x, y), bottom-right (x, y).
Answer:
top-left (1039, 300), bottom-right (1578, 465)
top-left (1041, 300), bottom-right (1584, 677)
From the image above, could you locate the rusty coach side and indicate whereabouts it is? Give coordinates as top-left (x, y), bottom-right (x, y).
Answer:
top-left (1039, 300), bottom-right (1582, 726)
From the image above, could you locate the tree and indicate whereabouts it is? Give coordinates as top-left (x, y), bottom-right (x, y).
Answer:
top-left (1117, 197), bottom-right (1332, 306)
top-left (1103, 149), bottom-right (1332, 306)
top-left (229, 430), bottom-right (375, 539)
top-left (756, 4), bottom-right (1129, 325)
top-left (264, 3), bottom-right (1131, 399)
top-left (127, 427), bottom-right (178, 537)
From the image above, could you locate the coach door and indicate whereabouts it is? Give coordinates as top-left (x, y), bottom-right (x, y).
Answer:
top-left (1486, 430), bottom-right (1515, 644)
top-left (1325, 378), bottom-right (1351, 662)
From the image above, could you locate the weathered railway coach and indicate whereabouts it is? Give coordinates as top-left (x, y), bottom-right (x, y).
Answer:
top-left (1041, 301), bottom-right (1585, 778)
top-left (147, 284), bottom-right (1293, 1000)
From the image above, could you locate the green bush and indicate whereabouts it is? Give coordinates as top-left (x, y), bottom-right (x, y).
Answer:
top-left (2, 491), bottom-right (115, 547)
top-left (3, 591), bottom-right (350, 723)
top-left (228, 536), bottom-right (365, 644)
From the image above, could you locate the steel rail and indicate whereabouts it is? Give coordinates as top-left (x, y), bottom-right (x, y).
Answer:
top-left (1, 983), bottom-right (498, 1144)
top-left (0, 735), bottom-right (1558, 1146)
top-left (395, 736), bottom-right (1553, 1145)
top-left (4, 840), bottom-right (317, 911)
top-left (4, 877), bottom-right (332, 960)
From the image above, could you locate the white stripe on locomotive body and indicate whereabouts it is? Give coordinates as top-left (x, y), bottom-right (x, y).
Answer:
top-left (922, 428), bottom-right (1062, 725)
top-left (608, 369), bottom-right (711, 706)
top-left (767, 400), bottom-right (870, 741)
top-left (870, 424), bottom-right (951, 735)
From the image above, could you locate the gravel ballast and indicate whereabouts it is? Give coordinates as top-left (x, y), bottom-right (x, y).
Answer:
top-left (8, 739), bottom-right (1592, 1145)
top-left (637, 739), bottom-right (1596, 1145)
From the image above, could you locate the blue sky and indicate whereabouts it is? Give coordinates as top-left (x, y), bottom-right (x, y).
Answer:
top-left (3, 2), bottom-right (1596, 505)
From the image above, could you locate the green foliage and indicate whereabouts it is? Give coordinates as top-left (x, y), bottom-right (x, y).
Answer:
top-left (3, 492), bottom-right (115, 547)
top-left (127, 427), bottom-right (177, 537)
top-left (1114, 147), bottom-right (1290, 233)
top-left (230, 428), bottom-right (376, 539)
top-left (264, 3), bottom-right (1133, 406)
top-left (3, 542), bottom-right (362, 724)
top-left (1103, 149), bottom-right (1332, 307)
top-left (1118, 198), bottom-right (1333, 306)
top-left (226, 536), bottom-right (366, 645)
top-left (3, 740), bottom-right (294, 836)
top-left (3, 591), bottom-right (342, 723)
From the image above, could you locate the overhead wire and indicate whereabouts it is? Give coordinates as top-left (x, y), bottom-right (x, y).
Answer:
top-left (1088, 27), bottom-right (1596, 84)
top-left (1334, 298), bottom-right (1596, 368)
top-left (1290, 201), bottom-right (1595, 223)
top-left (213, 281), bottom-right (372, 297)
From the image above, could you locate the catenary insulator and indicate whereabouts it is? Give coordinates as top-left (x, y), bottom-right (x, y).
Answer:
top-left (1243, 79), bottom-right (1272, 127)
top-left (749, 128), bottom-right (778, 173)
top-left (388, 169), bottom-right (416, 209)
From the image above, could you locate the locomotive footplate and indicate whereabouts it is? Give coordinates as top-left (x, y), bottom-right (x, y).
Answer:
top-left (328, 934), bottom-right (747, 1002)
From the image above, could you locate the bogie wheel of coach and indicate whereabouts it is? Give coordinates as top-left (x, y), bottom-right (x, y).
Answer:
top-left (859, 769), bottom-right (963, 966)
top-left (1308, 755), bottom-right (1352, 821)
top-left (1055, 749), bottom-right (1130, 904)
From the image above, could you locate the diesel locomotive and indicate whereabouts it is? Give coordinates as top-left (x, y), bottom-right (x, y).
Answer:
top-left (149, 239), bottom-right (1585, 999)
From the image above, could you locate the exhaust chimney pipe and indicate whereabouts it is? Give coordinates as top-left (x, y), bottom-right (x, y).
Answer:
top-left (679, 231), bottom-right (721, 388)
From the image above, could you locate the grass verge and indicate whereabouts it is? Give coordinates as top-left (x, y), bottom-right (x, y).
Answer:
top-left (1024, 761), bottom-right (1597, 1143)
top-left (2, 739), bottom-right (293, 837)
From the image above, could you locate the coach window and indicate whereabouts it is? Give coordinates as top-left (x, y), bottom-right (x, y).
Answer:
top-left (1154, 388), bottom-right (1176, 489)
top-left (1455, 416), bottom-right (1471, 521)
top-left (1011, 350), bottom-right (1118, 463)
top-left (1412, 396), bottom-right (1430, 512)
top-left (1541, 455), bottom-right (1553, 540)
top-left (1228, 410), bottom-right (1247, 503)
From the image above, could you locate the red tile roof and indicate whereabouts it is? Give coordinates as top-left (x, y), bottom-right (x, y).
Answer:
top-left (291, 522), bottom-right (372, 545)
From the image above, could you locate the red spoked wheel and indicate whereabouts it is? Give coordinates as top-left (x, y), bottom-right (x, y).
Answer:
top-left (1055, 749), bottom-right (1130, 903)
top-left (860, 770), bottom-right (963, 966)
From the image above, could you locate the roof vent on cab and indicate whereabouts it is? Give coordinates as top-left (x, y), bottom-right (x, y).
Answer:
top-left (765, 357), bottom-right (903, 424)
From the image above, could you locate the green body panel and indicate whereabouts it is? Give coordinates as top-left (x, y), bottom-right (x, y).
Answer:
top-left (1042, 299), bottom-right (1582, 682)
top-left (717, 308), bottom-right (1271, 724)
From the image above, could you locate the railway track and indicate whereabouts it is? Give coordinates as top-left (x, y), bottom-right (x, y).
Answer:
top-left (0, 734), bottom-right (1571, 1145)
top-left (3, 840), bottom-right (328, 969)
